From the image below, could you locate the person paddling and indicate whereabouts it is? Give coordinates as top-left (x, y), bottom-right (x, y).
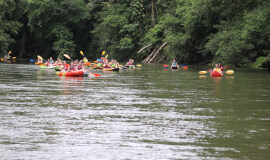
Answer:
top-left (68, 62), bottom-right (76, 71)
top-left (60, 61), bottom-right (69, 71)
top-left (103, 62), bottom-right (110, 68)
top-left (213, 64), bottom-right (221, 72)
top-left (171, 59), bottom-right (180, 69)
top-left (77, 62), bottom-right (85, 71)
top-left (110, 60), bottom-right (119, 68)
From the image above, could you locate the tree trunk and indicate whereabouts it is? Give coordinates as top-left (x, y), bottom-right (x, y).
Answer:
top-left (148, 41), bottom-right (167, 63)
top-left (137, 44), bottom-right (152, 53)
top-left (142, 41), bottom-right (167, 63)
top-left (142, 47), bottom-right (158, 63)
top-left (151, 0), bottom-right (155, 27)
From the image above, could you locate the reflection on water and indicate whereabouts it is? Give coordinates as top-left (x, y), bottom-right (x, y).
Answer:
top-left (0, 63), bottom-right (270, 160)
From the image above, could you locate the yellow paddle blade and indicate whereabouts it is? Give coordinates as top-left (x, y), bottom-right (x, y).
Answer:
top-left (37, 55), bottom-right (43, 60)
top-left (12, 57), bottom-right (16, 59)
top-left (64, 54), bottom-right (71, 59)
top-left (105, 54), bottom-right (108, 58)
top-left (199, 71), bottom-right (208, 74)
top-left (8, 51), bottom-right (11, 54)
top-left (102, 51), bottom-right (105, 56)
top-left (80, 51), bottom-right (84, 56)
top-left (225, 70), bottom-right (234, 74)
top-left (1, 58), bottom-right (3, 62)
top-left (136, 64), bottom-right (142, 67)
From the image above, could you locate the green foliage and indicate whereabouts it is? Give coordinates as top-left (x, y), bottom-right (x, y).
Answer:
top-left (205, 1), bottom-right (270, 66)
top-left (51, 25), bottom-right (76, 58)
top-left (0, 0), bottom-right (25, 57)
top-left (0, 0), bottom-right (269, 66)
top-left (251, 56), bottom-right (270, 69)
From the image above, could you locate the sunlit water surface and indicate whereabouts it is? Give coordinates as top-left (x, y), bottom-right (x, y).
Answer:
top-left (0, 63), bottom-right (269, 159)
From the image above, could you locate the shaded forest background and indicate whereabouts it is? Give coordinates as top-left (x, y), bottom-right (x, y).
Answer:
top-left (0, 0), bottom-right (269, 66)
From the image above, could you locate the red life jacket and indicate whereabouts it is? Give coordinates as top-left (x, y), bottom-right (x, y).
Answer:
top-left (69, 65), bottom-right (76, 71)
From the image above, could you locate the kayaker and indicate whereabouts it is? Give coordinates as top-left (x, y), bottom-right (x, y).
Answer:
top-left (49, 57), bottom-right (54, 64)
top-left (103, 62), bottom-right (110, 68)
top-left (103, 57), bottom-right (108, 64)
top-left (77, 62), bottom-right (85, 71)
top-left (218, 63), bottom-right (224, 71)
top-left (125, 59), bottom-right (135, 68)
top-left (171, 59), bottom-right (180, 69)
top-left (55, 58), bottom-right (61, 65)
top-left (110, 60), bottom-right (119, 68)
top-left (60, 61), bottom-right (68, 71)
top-left (83, 57), bottom-right (88, 64)
top-left (68, 62), bottom-right (76, 71)
top-left (46, 59), bottom-right (52, 67)
top-left (126, 59), bottom-right (134, 65)
top-left (37, 57), bottom-right (43, 64)
top-left (214, 64), bottom-right (221, 72)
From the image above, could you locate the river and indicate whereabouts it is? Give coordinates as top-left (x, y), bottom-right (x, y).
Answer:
top-left (0, 62), bottom-right (269, 159)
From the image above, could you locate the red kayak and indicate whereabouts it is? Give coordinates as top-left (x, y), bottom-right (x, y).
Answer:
top-left (57, 71), bottom-right (84, 77)
top-left (210, 70), bottom-right (223, 77)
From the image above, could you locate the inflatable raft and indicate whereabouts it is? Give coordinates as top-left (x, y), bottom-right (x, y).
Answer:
top-left (56, 71), bottom-right (84, 77)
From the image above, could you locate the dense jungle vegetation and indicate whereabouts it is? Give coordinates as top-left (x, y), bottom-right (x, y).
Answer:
top-left (0, 0), bottom-right (269, 66)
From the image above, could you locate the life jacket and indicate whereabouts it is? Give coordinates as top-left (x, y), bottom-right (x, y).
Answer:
top-left (69, 65), bottom-right (76, 71)
top-left (63, 65), bottom-right (68, 71)
top-left (77, 65), bottom-right (83, 70)
top-left (104, 64), bottom-right (110, 68)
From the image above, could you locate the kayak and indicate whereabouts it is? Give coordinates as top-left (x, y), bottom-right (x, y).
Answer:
top-left (83, 62), bottom-right (92, 66)
top-left (210, 70), bottom-right (223, 77)
top-left (124, 65), bottom-right (135, 69)
top-left (171, 67), bottom-right (179, 69)
top-left (40, 65), bottom-right (59, 69)
top-left (163, 65), bottom-right (169, 68)
top-left (91, 66), bottom-right (103, 69)
top-left (56, 71), bottom-right (84, 77)
top-left (35, 62), bottom-right (43, 65)
top-left (182, 66), bottom-right (188, 69)
top-left (102, 68), bottom-right (119, 71)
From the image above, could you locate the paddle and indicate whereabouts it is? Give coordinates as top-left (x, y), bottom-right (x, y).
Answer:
top-left (120, 66), bottom-right (127, 69)
top-left (37, 55), bottom-right (43, 60)
top-left (225, 70), bottom-right (234, 74)
top-left (198, 71), bottom-right (208, 74)
top-left (80, 51), bottom-right (84, 56)
top-left (64, 54), bottom-right (73, 61)
top-left (84, 70), bottom-right (101, 77)
top-left (102, 50), bottom-right (105, 56)
top-left (198, 70), bottom-right (234, 75)
top-left (136, 64), bottom-right (142, 67)
top-left (8, 51), bottom-right (11, 54)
